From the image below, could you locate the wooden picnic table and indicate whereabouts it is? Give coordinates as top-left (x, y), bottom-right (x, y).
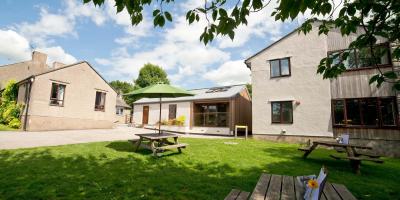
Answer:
top-left (133, 133), bottom-right (187, 156)
top-left (299, 141), bottom-right (383, 174)
top-left (248, 173), bottom-right (357, 200)
top-left (301, 141), bottom-right (372, 158)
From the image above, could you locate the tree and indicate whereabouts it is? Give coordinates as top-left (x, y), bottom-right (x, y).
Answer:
top-left (85, 0), bottom-right (400, 90)
top-left (134, 63), bottom-right (170, 88)
top-left (246, 83), bottom-right (252, 97)
top-left (109, 80), bottom-right (137, 105)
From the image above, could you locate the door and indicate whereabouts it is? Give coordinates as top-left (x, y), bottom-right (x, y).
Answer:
top-left (142, 106), bottom-right (149, 125)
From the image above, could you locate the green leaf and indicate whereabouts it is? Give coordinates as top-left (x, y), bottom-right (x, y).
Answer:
top-left (165, 12), bottom-right (172, 21)
top-left (153, 9), bottom-right (160, 17)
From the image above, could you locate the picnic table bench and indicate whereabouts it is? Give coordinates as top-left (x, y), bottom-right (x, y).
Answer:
top-left (132, 133), bottom-right (187, 156)
top-left (298, 141), bottom-right (383, 174)
top-left (247, 173), bottom-right (357, 200)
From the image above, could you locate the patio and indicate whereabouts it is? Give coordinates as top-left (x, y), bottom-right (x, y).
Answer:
top-left (0, 138), bottom-right (399, 199)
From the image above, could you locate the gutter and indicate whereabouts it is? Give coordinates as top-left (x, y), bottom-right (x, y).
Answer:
top-left (23, 76), bottom-right (34, 131)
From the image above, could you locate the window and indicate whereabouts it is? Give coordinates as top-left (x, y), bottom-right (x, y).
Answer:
top-left (270, 58), bottom-right (290, 78)
top-left (116, 107), bottom-right (123, 115)
top-left (94, 91), bottom-right (106, 111)
top-left (328, 44), bottom-right (391, 70)
top-left (271, 101), bottom-right (293, 123)
top-left (332, 97), bottom-right (398, 128)
top-left (169, 104), bottom-right (177, 119)
top-left (50, 83), bottom-right (66, 106)
top-left (194, 103), bottom-right (228, 127)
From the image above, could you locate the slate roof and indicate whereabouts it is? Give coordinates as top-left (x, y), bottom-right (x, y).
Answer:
top-left (116, 97), bottom-right (131, 108)
top-left (133, 84), bottom-right (247, 104)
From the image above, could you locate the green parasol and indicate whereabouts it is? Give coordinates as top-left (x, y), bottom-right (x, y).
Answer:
top-left (124, 84), bottom-right (194, 134)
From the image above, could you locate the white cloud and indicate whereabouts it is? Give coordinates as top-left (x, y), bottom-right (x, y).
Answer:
top-left (0, 29), bottom-right (31, 61)
top-left (36, 46), bottom-right (77, 64)
top-left (0, 29), bottom-right (77, 65)
top-left (65, 0), bottom-right (107, 26)
top-left (96, 14), bottom-right (230, 84)
top-left (104, 0), bottom-right (152, 45)
top-left (217, 3), bottom-right (283, 48)
top-left (204, 60), bottom-right (250, 85)
top-left (17, 8), bottom-right (76, 46)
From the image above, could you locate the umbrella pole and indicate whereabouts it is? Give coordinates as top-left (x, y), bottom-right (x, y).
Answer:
top-left (159, 96), bottom-right (162, 135)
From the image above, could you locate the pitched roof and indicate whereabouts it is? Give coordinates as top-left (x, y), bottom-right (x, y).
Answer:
top-left (16, 61), bottom-right (118, 94)
top-left (116, 97), bottom-right (131, 108)
top-left (133, 84), bottom-right (248, 104)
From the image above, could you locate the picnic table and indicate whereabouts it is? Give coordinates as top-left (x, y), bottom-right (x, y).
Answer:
top-left (226, 173), bottom-right (357, 200)
top-left (298, 141), bottom-right (383, 174)
top-left (133, 133), bottom-right (187, 156)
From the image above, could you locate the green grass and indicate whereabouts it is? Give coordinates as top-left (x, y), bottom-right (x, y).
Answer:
top-left (0, 139), bottom-right (399, 200)
top-left (0, 124), bottom-right (16, 131)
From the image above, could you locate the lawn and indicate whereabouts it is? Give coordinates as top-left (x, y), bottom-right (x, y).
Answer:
top-left (0, 138), bottom-right (399, 200)
top-left (0, 124), bottom-right (16, 131)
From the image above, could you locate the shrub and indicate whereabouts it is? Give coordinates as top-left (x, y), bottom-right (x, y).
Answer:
top-left (0, 80), bottom-right (22, 129)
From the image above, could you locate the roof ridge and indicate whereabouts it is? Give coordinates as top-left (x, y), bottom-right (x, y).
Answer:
top-left (187, 83), bottom-right (247, 91)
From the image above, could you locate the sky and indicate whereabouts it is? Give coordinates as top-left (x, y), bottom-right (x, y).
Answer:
top-left (0, 0), bottom-right (302, 89)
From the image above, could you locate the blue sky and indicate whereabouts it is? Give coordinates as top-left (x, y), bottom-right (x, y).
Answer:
top-left (0, 0), bottom-right (300, 89)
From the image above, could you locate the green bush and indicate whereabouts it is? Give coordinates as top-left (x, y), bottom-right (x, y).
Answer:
top-left (0, 80), bottom-right (22, 129)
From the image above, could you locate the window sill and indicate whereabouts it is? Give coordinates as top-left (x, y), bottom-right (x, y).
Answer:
top-left (343, 64), bottom-right (392, 72)
top-left (49, 104), bottom-right (64, 107)
top-left (270, 74), bottom-right (291, 79)
top-left (271, 122), bottom-right (293, 124)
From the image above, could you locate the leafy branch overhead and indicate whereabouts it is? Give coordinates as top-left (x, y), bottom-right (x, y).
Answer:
top-left (84, 0), bottom-right (400, 90)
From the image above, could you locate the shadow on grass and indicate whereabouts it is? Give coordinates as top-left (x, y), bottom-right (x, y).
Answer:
top-left (0, 143), bottom-right (260, 199)
top-left (0, 140), bottom-right (399, 200)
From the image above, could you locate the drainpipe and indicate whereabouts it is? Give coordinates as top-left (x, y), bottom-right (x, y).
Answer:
top-left (23, 77), bottom-right (34, 131)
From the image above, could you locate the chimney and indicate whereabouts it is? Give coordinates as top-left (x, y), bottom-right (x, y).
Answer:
top-left (31, 51), bottom-right (48, 72)
top-left (32, 51), bottom-right (47, 65)
top-left (52, 62), bottom-right (66, 69)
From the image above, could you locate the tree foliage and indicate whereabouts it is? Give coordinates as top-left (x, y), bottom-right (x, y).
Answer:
top-left (85, 0), bottom-right (400, 90)
top-left (109, 80), bottom-right (137, 105)
top-left (134, 63), bottom-right (170, 88)
top-left (0, 80), bottom-right (22, 128)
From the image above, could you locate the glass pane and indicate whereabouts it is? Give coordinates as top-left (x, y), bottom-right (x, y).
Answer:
top-left (208, 105), bottom-right (217, 112)
top-left (360, 99), bottom-right (378, 126)
top-left (194, 113), bottom-right (204, 126)
top-left (333, 100), bottom-right (345, 125)
top-left (58, 85), bottom-right (65, 101)
top-left (270, 60), bottom-right (280, 77)
top-left (95, 92), bottom-right (101, 106)
top-left (169, 104), bottom-right (177, 119)
top-left (216, 113), bottom-right (228, 127)
top-left (329, 52), bottom-right (341, 66)
top-left (346, 99), bottom-right (361, 125)
top-left (280, 59), bottom-right (290, 75)
top-left (51, 83), bottom-right (58, 99)
top-left (271, 102), bottom-right (281, 123)
top-left (216, 103), bottom-right (228, 112)
top-left (281, 102), bottom-right (293, 123)
top-left (380, 98), bottom-right (396, 126)
top-left (343, 50), bottom-right (357, 69)
top-left (206, 113), bottom-right (217, 126)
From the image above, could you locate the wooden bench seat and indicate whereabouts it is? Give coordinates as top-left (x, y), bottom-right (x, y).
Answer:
top-left (224, 189), bottom-right (250, 200)
top-left (330, 154), bottom-right (383, 174)
top-left (155, 143), bottom-right (188, 150)
top-left (354, 152), bottom-right (381, 158)
top-left (297, 147), bottom-right (311, 152)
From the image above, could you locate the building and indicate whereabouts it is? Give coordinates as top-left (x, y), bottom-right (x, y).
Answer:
top-left (245, 22), bottom-right (399, 156)
top-left (115, 95), bottom-right (132, 124)
top-left (132, 84), bottom-right (251, 135)
top-left (0, 51), bottom-right (123, 131)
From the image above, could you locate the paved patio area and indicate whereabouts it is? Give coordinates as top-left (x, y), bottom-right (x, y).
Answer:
top-left (0, 126), bottom-right (230, 149)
